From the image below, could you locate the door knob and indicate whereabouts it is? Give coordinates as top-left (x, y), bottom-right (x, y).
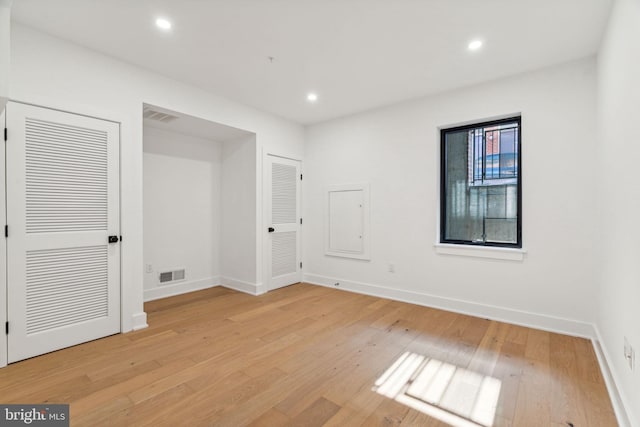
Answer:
top-left (108, 235), bottom-right (120, 243)
top-left (268, 227), bottom-right (275, 233)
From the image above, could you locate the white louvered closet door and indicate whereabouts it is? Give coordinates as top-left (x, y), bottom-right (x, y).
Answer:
top-left (267, 155), bottom-right (301, 291)
top-left (6, 102), bottom-right (120, 363)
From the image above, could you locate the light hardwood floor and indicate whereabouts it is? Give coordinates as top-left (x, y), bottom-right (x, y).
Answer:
top-left (0, 283), bottom-right (617, 426)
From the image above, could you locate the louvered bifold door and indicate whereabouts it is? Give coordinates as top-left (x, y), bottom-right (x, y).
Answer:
top-left (267, 155), bottom-right (301, 291)
top-left (6, 102), bottom-right (120, 363)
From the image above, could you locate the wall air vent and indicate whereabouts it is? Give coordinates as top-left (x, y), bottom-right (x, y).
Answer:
top-left (143, 107), bottom-right (179, 123)
top-left (159, 268), bottom-right (186, 285)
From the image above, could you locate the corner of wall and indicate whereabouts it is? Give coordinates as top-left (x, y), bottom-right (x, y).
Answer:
top-left (130, 312), bottom-right (148, 332)
top-left (221, 276), bottom-right (262, 296)
top-left (594, 0), bottom-right (640, 425)
top-left (592, 325), bottom-right (634, 427)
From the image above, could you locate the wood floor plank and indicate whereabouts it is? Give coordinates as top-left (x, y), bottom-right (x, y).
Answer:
top-left (514, 328), bottom-right (553, 427)
top-left (322, 405), bottom-right (361, 427)
top-left (289, 397), bottom-right (341, 427)
top-left (549, 333), bottom-right (589, 427)
top-left (492, 338), bottom-right (526, 422)
top-left (137, 369), bottom-right (251, 426)
top-left (399, 409), bottom-right (449, 427)
top-left (276, 325), bottom-right (416, 418)
top-left (0, 283), bottom-right (618, 427)
top-left (171, 367), bottom-right (288, 425)
top-left (361, 397), bottom-right (410, 426)
top-left (70, 358), bottom-right (196, 418)
top-left (246, 408), bottom-right (290, 427)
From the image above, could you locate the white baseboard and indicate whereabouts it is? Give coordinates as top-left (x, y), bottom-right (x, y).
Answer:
top-left (255, 282), bottom-right (267, 295)
top-left (303, 273), bottom-right (595, 338)
top-left (221, 276), bottom-right (262, 296)
top-left (592, 325), bottom-right (634, 427)
top-left (143, 276), bottom-right (220, 302)
top-left (130, 312), bottom-right (148, 331)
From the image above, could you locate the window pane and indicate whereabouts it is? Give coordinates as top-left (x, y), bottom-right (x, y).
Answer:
top-left (441, 118), bottom-right (520, 247)
top-left (445, 130), bottom-right (483, 242)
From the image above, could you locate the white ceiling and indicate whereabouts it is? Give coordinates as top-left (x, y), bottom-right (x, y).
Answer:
top-left (143, 104), bottom-right (253, 142)
top-left (11, 0), bottom-right (612, 125)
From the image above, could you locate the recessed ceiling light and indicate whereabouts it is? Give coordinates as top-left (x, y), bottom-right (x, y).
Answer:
top-left (468, 40), bottom-right (483, 51)
top-left (155, 18), bottom-right (172, 31)
top-left (307, 93), bottom-right (318, 102)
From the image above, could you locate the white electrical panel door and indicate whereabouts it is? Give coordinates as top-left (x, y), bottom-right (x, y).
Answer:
top-left (325, 184), bottom-right (370, 260)
top-left (6, 102), bottom-right (121, 363)
top-left (266, 155), bottom-right (301, 291)
top-left (329, 190), bottom-right (364, 253)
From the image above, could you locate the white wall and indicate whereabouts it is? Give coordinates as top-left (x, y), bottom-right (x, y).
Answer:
top-left (0, 0), bottom-right (11, 113)
top-left (596, 0), bottom-right (640, 424)
top-left (7, 23), bottom-right (304, 334)
top-left (143, 126), bottom-right (222, 301)
top-left (221, 136), bottom-right (258, 292)
top-left (304, 58), bottom-right (598, 336)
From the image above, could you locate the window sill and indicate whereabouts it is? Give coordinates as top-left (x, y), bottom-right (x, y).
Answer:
top-left (434, 243), bottom-right (526, 261)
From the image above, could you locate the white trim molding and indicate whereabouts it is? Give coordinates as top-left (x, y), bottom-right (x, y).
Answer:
top-left (434, 243), bottom-right (527, 261)
top-left (304, 273), bottom-right (593, 338)
top-left (130, 312), bottom-right (148, 332)
top-left (0, 110), bottom-right (6, 369)
top-left (143, 276), bottom-right (220, 302)
top-left (221, 276), bottom-right (263, 296)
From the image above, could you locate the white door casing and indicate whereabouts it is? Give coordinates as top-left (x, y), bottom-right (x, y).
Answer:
top-left (6, 102), bottom-right (121, 363)
top-left (266, 155), bottom-right (301, 291)
top-left (0, 109), bottom-right (6, 367)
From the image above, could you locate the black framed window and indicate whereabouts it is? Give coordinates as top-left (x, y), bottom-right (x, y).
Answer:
top-left (440, 117), bottom-right (521, 248)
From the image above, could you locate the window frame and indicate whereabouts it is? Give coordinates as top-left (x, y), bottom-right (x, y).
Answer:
top-left (439, 116), bottom-right (522, 249)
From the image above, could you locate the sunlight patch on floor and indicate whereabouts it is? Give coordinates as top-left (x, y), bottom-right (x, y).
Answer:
top-left (373, 351), bottom-right (501, 427)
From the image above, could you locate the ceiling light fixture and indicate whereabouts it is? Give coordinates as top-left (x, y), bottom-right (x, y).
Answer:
top-left (468, 40), bottom-right (483, 51)
top-left (155, 18), bottom-right (172, 31)
top-left (307, 93), bottom-right (318, 102)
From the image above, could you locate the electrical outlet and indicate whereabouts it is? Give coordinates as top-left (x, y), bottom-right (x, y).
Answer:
top-left (388, 263), bottom-right (395, 273)
top-left (624, 337), bottom-right (635, 371)
top-left (145, 264), bottom-right (153, 274)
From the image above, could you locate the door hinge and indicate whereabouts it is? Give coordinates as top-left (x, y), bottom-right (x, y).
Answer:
top-left (300, 218), bottom-right (302, 225)
top-left (299, 262), bottom-right (302, 269)
top-left (300, 174), bottom-right (303, 180)
top-left (3, 128), bottom-right (6, 142)
top-left (4, 225), bottom-right (7, 238)
top-left (5, 322), bottom-right (8, 335)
